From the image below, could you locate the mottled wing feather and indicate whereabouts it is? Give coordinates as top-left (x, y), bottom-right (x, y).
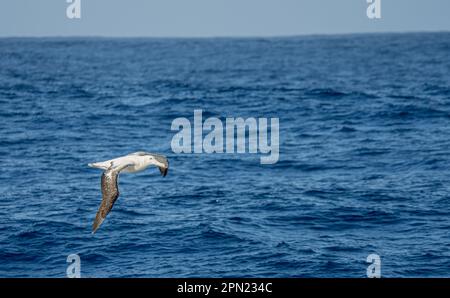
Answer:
top-left (92, 164), bottom-right (130, 234)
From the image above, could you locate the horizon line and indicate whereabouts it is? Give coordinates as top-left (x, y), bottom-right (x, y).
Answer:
top-left (0, 30), bottom-right (449, 39)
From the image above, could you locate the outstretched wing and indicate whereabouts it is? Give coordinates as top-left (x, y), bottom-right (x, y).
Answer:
top-left (92, 163), bottom-right (131, 234)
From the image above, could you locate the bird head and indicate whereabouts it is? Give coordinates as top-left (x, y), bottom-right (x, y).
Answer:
top-left (144, 153), bottom-right (169, 177)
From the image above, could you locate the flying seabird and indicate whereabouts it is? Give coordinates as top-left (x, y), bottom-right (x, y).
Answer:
top-left (88, 151), bottom-right (169, 234)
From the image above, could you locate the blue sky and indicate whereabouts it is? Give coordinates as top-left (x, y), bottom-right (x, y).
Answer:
top-left (0, 0), bottom-right (449, 37)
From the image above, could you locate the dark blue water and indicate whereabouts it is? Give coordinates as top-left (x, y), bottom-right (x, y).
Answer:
top-left (1, 33), bottom-right (449, 277)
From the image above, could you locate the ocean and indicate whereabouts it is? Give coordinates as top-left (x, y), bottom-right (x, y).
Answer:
top-left (0, 32), bottom-right (449, 277)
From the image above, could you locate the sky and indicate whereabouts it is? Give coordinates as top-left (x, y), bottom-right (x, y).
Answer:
top-left (0, 0), bottom-right (449, 37)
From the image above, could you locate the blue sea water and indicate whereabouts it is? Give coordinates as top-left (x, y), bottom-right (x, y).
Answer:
top-left (0, 33), bottom-right (449, 277)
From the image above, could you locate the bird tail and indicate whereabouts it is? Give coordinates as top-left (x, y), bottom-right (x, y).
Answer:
top-left (88, 162), bottom-right (108, 170)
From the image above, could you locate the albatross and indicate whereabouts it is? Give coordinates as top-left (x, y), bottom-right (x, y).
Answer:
top-left (88, 151), bottom-right (169, 234)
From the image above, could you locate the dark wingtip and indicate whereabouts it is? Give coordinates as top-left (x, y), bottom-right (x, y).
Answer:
top-left (92, 215), bottom-right (104, 234)
top-left (160, 167), bottom-right (168, 177)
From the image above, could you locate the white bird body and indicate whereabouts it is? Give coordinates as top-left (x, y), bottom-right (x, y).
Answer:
top-left (88, 151), bottom-right (169, 233)
top-left (90, 155), bottom-right (149, 173)
top-left (88, 151), bottom-right (167, 174)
